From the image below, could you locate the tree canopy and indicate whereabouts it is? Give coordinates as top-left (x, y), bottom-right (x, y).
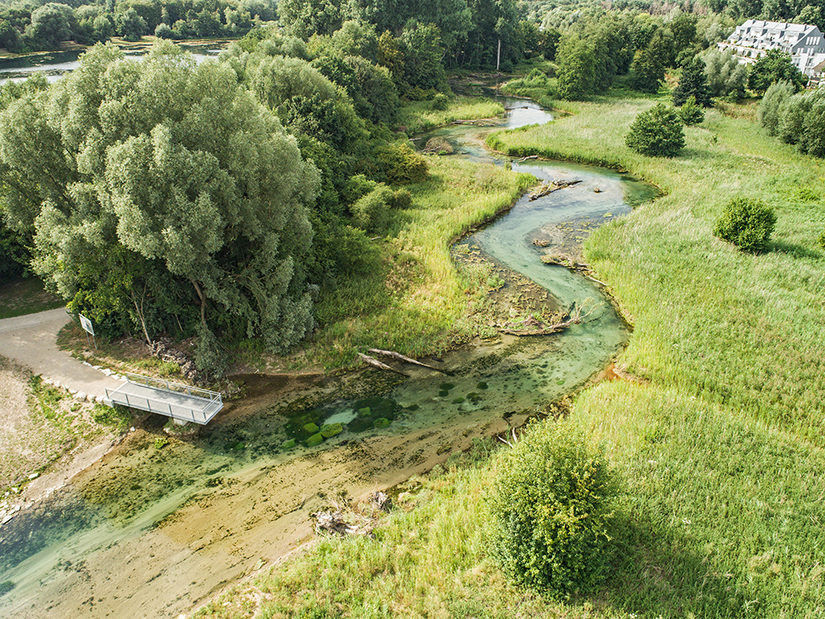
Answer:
top-left (0, 43), bottom-right (320, 371)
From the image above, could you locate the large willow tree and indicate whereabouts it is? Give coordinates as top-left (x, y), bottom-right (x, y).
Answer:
top-left (0, 42), bottom-right (320, 372)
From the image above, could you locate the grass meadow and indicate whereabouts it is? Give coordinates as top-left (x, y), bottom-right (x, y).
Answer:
top-left (201, 94), bottom-right (825, 617)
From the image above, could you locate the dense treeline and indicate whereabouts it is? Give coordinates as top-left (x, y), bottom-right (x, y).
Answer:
top-left (759, 79), bottom-right (825, 156)
top-left (0, 0), bottom-right (276, 52)
top-left (527, 7), bottom-right (806, 102)
top-left (523, 0), bottom-right (825, 31)
top-left (547, 12), bottom-right (729, 100)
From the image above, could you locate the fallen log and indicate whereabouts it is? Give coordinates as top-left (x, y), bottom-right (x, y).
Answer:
top-left (518, 154), bottom-right (539, 162)
top-left (499, 306), bottom-right (590, 336)
top-left (367, 348), bottom-right (449, 374)
top-left (529, 179), bottom-right (582, 201)
top-left (451, 117), bottom-right (501, 126)
top-left (499, 317), bottom-right (576, 336)
top-left (357, 353), bottom-right (408, 376)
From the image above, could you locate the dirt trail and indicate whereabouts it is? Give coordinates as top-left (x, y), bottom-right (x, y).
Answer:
top-left (0, 309), bottom-right (121, 399)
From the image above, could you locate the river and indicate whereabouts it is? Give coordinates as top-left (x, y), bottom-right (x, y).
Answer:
top-left (0, 96), bottom-right (656, 617)
top-left (0, 44), bottom-right (224, 86)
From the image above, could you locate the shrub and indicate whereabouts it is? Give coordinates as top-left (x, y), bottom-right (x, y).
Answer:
top-left (704, 49), bottom-right (746, 100)
top-left (714, 197), bottom-right (777, 253)
top-left (154, 23), bottom-right (174, 39)
top-left (431, 93), bottom-right (449, 110)
top-left (487, 421), bottom-right (617, 597)
top-left (376, 142), bottom-right (428, 184)
top-left (673, 56), bottom-right (711, 107)
top-left (351, 184), bottom-right (410, 232)
top-left (625, 103), bottom-right (685, 157)
top-left (388, 188), bottom-right (412, 209)
top-left (679, 96), bottom-right (704, 125)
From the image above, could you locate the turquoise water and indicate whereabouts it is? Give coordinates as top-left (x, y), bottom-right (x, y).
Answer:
top-left (0, 98), bottom-right (656, 616)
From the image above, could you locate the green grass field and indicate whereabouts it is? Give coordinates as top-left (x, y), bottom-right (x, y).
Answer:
top-left (199, 93), bottom-right (825, 617)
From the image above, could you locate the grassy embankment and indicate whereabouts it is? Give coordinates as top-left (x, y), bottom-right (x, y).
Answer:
top-left (295, 97), bottom-right (522, 369)
top-left (200, 95), bottom-right (825, 617)
top-left (395, 96), bottom-right (504, 134)
top-left (304, 152), bottom-right (532, 369)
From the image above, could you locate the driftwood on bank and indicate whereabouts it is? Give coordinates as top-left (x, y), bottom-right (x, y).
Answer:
top-left (312, 511), bottom-right (374, 537)
top-left (499, 306), bottom-right (591, 337)
top-left (517, 154), bottom-right (539, 162)
top-left (357, 353), bottom-right (408, 376)
top-left (451, 117), bottom-right (500, 126)
top-left (367, 348), bottom-right (449, 374)
top-left (529, 179), bottom-right (582, 201)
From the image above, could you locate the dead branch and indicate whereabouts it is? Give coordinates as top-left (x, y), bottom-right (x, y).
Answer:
top-left (529, 179), bottom-right (582, 201)
top-left (357, 353), bottom-right (408, 376)
top-left (367, 348), bottom-right (449, 374)
top-left (451, 118), bottom-right (500, 126)
top-left (498, 306), bottom-right (593, 337)
top-left (585, 274), bottom-right (607, 287)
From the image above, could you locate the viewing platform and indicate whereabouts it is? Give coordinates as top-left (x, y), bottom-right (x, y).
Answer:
top-left (105, 373), bottom-right (223, 425)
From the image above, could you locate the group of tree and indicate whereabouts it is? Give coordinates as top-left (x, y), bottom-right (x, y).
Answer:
top-left (552, 12), bottom-right (729, 100)
top-left (0, 9), bottom-right (474, 374)
top-left (759, 79), bottom-right (825, 157)
top-left (546, 7), bottom-right (810, 103)
top-left (0, 0), bottom-right (555, 374)
top-left (704, 0), bottom-right (825, 31)
top-left (276, 0), bottom-right (544, 73)
top-left (0, 0), bottom-right (277, 53)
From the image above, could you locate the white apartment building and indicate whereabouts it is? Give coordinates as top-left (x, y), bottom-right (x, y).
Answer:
top-left (719, 19), bottom-right (825, 81)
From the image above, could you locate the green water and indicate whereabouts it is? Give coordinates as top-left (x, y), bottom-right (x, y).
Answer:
top-left (0, 98), bottom-right (657, 616)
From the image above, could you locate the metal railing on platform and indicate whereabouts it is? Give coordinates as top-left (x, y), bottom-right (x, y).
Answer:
top-left (105, 373), bottom-right (223, 425)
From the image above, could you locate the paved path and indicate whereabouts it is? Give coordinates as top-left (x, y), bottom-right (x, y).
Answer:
top-left (0, 308), bottom-right (121, 400)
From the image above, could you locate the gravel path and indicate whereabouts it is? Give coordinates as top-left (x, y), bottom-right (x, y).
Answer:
top-left (0, 308), bottom-right (121, 399)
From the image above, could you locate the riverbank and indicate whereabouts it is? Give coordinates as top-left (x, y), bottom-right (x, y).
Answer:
top-left (0, 93), bottom-right (653, 617)
top-left (198, 93), bottom-right (825, 617)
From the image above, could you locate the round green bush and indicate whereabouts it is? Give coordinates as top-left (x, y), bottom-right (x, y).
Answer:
top-left (487, 421), bottom-right (617, 597)
top-left (713, 197), bottom-right (777, 253)
top-left (431, 93), bottom-right (449, 110)
top-left (625, 103), bottom-right (685, 157)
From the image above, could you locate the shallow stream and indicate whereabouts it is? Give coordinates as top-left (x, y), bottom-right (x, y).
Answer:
top-left (0, 95), bottom-right (656, 616)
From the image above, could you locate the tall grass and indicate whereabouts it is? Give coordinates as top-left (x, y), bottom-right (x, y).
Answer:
top-left (396, 97), bottom-right (504, 134)
top-left (198, 95), bottom-right (825, 617)
top-left (305, 156), bottom-right (532, 368)
top-left (491, 97), bottom-right (825, 444)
